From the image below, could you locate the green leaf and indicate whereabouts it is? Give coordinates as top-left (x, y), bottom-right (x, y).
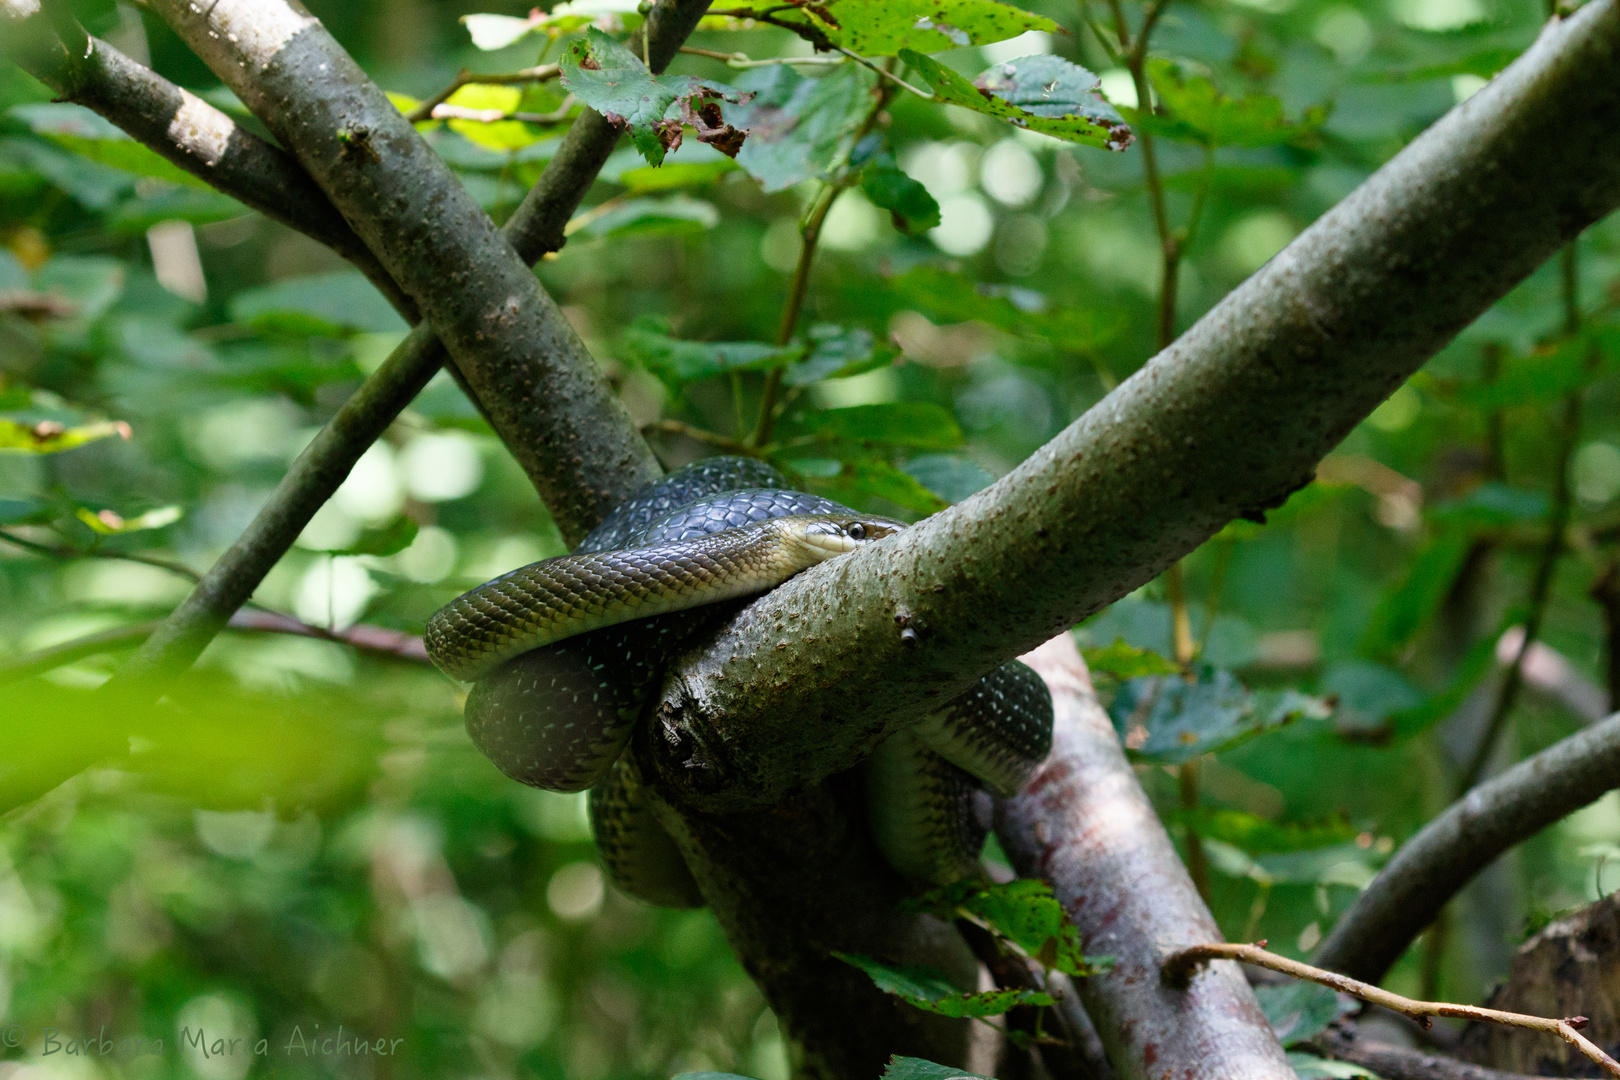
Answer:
top-left (1083, 638), bottom-right (1181, 680)
top-left (229, 272), bottom-right (409, 336)
top-left (1428, 482), bottom-right (1549, 528)
top-left (1110, 668), bottom-right (1331, 764)
top-left (778, 0), bottom-right (1059, 55)
top-left (461, 12), bottom-right (542, 49)
top-left (9, 103), bottom-right (213, 190)
top-left (620, 154), bottom-right (739, 193)
top-left (888, 266), bottom-right (1120, 352)
top-left (792, 403), bottom-right (963, 449)
top-left (0, 419), bottom-right (129, 454)
top-left (0, 497), bottom-right (47, 525)
top-left (624, 319), bottom-right (801, 384)
top-left (783, 326), bottom-right (897, 386)
top-left (441, 83), bottom-right (552, 152)
top-left (788, 458), bottom-right (949, 515)
top-left (861, 159), bottom-right (941, 234)
top-left (1139, 60), bottom-right (1328, 148)
top-left (1257, 983), bottom-right (1355, 1047)
top-left (559, 29), bottom-right (748, 166)
top-left (727, 64), bottom-right (878, 193)
top-left (1286, 1052), bottom-right (1382, 1079)
top-left (1172, 807), bottom-right (1357, 855)
top-left (1455, 327), bottom-right (1620, 412)
top-left (568, 195), bottom-right (720, 241)
top-left (882, 1058), bottom-right (995, 1080)
top-left (905, 879), bottom-right (1111, 977)
top-left (105, 187), bottom-right (248, 236)
top-left (1357, 530), bottom-right (1473, 660)
top-left (903, 51), bottom-right (1133, 151)
top-left (308, 517), bottom-right (419, 558)
top-left (832, 952), bottom-right (1052, 1017)
top-left (1384, 628), bottom-right (1501, 742)
top-left (75, 505), bottom-right (183, 535)
top-left (33, 256), bottom-right (125, 323)
top-left (902, 454), bottom-right (994, 504)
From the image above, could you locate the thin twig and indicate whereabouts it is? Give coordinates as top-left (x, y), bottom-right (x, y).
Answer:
top-left (1163, 942), bottom-right (1620, 1078)
top-left (428, 96), bottom-right (574, 125)
top-left (405, 64), bottom-right (560, 123)
top-left (642, 419), bottom-right (762, 456)
top-left (834, 45), bottom-right (935, 98)
top-left (0, 528), bottom-right (203, 584)
top-left (678, 45), bottom-right (842, 68)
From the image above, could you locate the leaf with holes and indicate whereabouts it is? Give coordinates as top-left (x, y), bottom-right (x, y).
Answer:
top-left (833, 952), bottom-right (1052, 1017)
top-left (560, 29), bottom-right (749, 165)
top-left (902, 51), bottom-right (1132, 150)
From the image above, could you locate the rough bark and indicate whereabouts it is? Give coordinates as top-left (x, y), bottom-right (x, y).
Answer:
top-left (142, 0), bottom-right (660, 545)
top-left (1458, 894), bottom-right (1620, 1076)
top-left (643, 0), bottom-right (1620, 812)
top-left (997, 635), bottom-right (1295, 1080)
top-left (1316, 713), bottom-right (1620, 984)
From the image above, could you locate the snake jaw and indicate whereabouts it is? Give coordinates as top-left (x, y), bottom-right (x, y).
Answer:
top-left (792, 515), bottom-right (906, 560)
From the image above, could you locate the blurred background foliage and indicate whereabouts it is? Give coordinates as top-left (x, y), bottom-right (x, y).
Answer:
top-left (1, 0), bottom-right (1618, 1075)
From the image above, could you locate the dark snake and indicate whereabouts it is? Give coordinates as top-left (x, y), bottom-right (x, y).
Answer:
top-left (425, 457), bottom-right (1053, 905)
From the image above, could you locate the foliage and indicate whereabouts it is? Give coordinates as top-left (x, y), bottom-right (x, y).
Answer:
top-left (1, 0), bottom-right (1617, 1071)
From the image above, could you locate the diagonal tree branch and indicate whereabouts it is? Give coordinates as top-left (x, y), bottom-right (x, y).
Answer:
top-left (96, 0), bottom-right (710, 695)
top-left (998, 635), bottom-right (1295, 1079)
top-left (139, 0), bottom-right (661, 547)
top-left (1315, 710), bottom-right (1620, 984)
top-left (7, 9), bottom-right (416, 320)
top-left (641, 0), bottom-right (1620, 812)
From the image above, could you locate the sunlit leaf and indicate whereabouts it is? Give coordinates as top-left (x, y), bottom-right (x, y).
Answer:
top-left (1083, 638), bottom-right (1181, 680)
top-left (442, 83), bottom-right (547, 151)
top-left (75, 505), bottom-right (182, 535)
top-left (902, 51), bottom-right (1133, 150)
top-left (1171, 807), bottom-right (1357, 855)
top-left (1286, 1052), bottom-right (1380, 1079)
top-left (905, 879), bottom-right (1109, 977)
top-left (833, 952), bottom-right (1052, 1017)
top-left (462, 12), bottom-right (544, 49)
top-left (772, 0), bottom-right (1059, 55)
top-left (0, 418), bottom-right (130, 454)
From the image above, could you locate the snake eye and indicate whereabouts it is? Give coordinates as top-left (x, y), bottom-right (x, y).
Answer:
top-left (847, 522), bottom-right (866, 540)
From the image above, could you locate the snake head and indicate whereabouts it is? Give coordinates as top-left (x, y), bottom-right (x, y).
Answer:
top-left (791, 514), bottom-right (906, 560)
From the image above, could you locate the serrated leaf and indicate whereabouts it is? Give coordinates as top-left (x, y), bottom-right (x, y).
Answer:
top-left (1110, 668), bottom-right (1331, 764)
top-left (309, 517), bottom-right (418, 558)
top-left (793, 403), bottom-right (963, 449)
top-left (776, 0), bottom-right (1059, 55)
top-left (560, 29), bottom-right (748, 166)
top-left (624, 319), bottom-right (801, 384)
top-left (0, 419), bottom-right (130, 455)
top-left (903, 51), bottom-right (1133, 151)
top-left (901, 454), bottom-right (994, 504)
top-left (862, 160), bottom-right (940, 234)
top-left (9, 103), bottom-right (213, 190)
top-left (1140, 59), bottom-right (1327, 148)
top-left (833, 952), bottom-right (1052, 1017)
top-left (882, 1058), bottom-right (995, 1080)
top-left (789, 458), bottom-right (948, 515)
top-left (726, 64), bottom-right (877, 193)
top-left (75, 505), bottom-right (182, 535)
top-left (1257, 982), bottom-right (1356, 1047)
top-left (1083, 638), bottom-right (1181, 680)
top-left (784, 325), bottom-right (896, 386)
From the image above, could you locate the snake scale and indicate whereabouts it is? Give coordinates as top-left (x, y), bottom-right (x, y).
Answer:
top-left (426, 457), bottom-right (1054, 905)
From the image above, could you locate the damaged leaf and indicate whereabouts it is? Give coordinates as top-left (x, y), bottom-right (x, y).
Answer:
top-left (901, 51), bottom-right (1132, 150)
top-left (560, 29), bottom-right (750, 165)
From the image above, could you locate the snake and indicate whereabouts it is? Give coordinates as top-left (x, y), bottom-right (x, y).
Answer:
top-left (425, 457), bottom-right (1054, 905)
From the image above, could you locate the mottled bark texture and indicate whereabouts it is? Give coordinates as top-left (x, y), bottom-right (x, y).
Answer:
top-left (142, 0), bottom-right (660, 544)
top-left (1458, 893), bottom-right (1620, 1076)
top-left (1316, 713), bottom-right (1620, 983)
top-left (997, 635), bottom-right (1295, 1080)
top-left (644, 0), bottom-right (1620, 812)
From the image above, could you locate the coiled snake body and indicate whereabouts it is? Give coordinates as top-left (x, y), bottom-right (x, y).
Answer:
top-left (426, 457), bottom-right (1053, 905)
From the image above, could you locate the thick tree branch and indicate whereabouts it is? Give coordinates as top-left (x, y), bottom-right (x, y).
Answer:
top-left (7, 10), bottom-right (416, 320)
top-left (996, 635), bottom-right (1294, 1080)
top-left (644, 0), bottom-right (1620, 811)
top-left (99, 0), bottom-right (709, 694)
top-left (141, 0), bottom-right (661, 547)
top-left (1314, 711), bottom-right (1620, 984)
